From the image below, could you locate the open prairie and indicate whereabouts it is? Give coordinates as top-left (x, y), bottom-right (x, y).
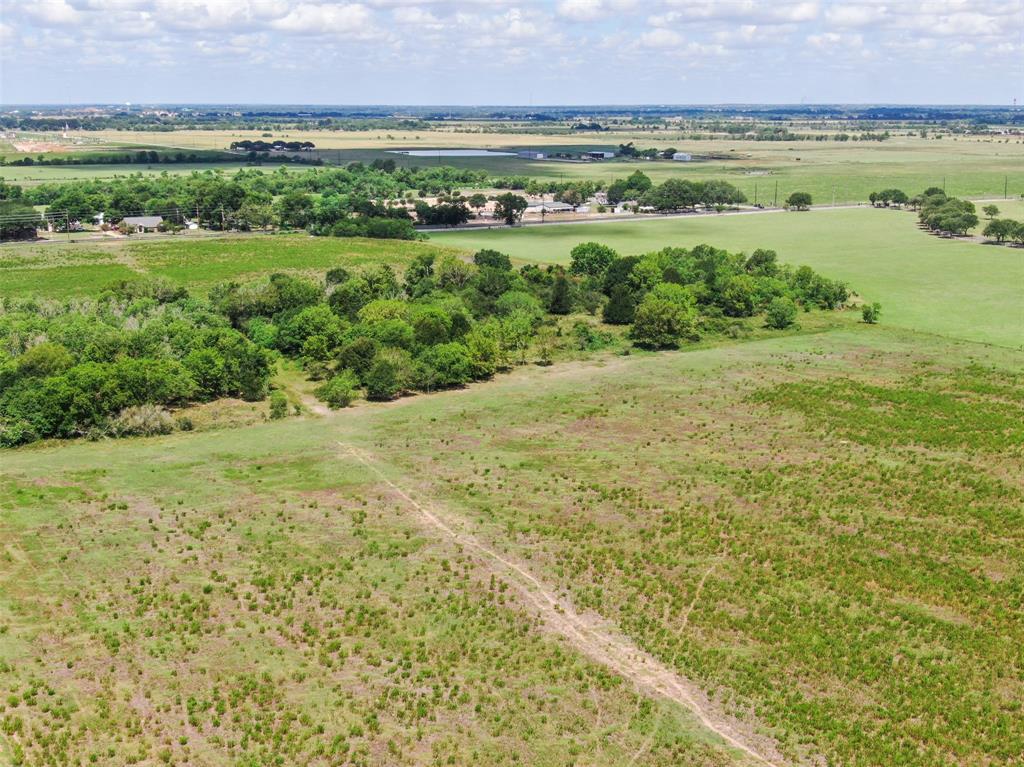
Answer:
top-left (2, 320), bottom-right (1022, 766)
top-left (432, 207), bottom-right (1024, 349)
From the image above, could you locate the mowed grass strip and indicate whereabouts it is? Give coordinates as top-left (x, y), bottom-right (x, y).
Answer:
top-left (432, 207), bottom-right (1024, 348)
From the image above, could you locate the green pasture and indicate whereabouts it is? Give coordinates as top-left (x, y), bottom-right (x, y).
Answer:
top-left (0, 235), bottom-right (456, 299)
top-left (3, 324), bottom-right (1021, 765)
top-left (432, 207), bottom-right (1024, 349)
top-left (0, 162), bottom-right (272, 186)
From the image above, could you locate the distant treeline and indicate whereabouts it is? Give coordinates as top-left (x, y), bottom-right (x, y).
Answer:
top-left (0, 115), bottom-right (433, 132)
top-left (0, 150), bottom-right (258, 167)
top-left (0, 163), bottom-right (489, 241)
top-left (230, 140), bottom-right (316, 152)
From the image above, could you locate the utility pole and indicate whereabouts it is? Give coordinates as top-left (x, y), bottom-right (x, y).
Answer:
top-left (220, 205), bottom-right (226, 231)
top-left (1005, 176), bottom-right (1009, 199)
top-left (66, 211), bottom-right (71, 242)
top-left (773, 180), bottom-right (778, 207)
top-left (753, 182), bottom-right (757, 206)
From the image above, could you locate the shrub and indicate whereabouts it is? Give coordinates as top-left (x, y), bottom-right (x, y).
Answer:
top-left (365, 349), bottom-right (412, 401)
top-left (337, 336), bottom-right (379, 380)
top-left (268, 390), bottom-right (289, 419)
top-left (862, 302), bottom-right (882, 324)
top-left (569, 242), bottom-right (618, 278)
top-left (416, 343), bottom-right (473, 389)
top-left (548, 272), bottom-right (572, 315)
top-left (602, 285), bottom-right (637, 325)
top-left (107, 405), bottom-right (175, 438)
top-left (473, 249), bottom-right (512, 271)
top-left (630, 294), bottom-right (698, 349)
top-left (764, 297), bottom-right (798, 329)
top-left (315, 370), bottom-right (360, 409)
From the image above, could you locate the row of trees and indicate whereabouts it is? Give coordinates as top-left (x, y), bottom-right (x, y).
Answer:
top-left (917, 189), bottom-right (979, 236)
top-left (229, 140), bottom-right (316, 152)
top-left (0, 164), bottom-right (492, 240)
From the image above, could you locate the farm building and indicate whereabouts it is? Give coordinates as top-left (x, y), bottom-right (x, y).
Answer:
top-left (525, 201), bottom-right (575, 213)
top-left (517, 150), bottom-right (546, 160)
top-left (672, 152), bottom-right (692, 161)
top-left (122, 215), bottom-right (163, 232)
top-left (583, 151), bottom-right (615, 160)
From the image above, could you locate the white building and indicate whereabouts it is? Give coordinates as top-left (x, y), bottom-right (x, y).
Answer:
top-left (672, 152), bottom-right (692, 162)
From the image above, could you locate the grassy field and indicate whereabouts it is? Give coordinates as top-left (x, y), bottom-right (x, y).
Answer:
top-left (0, 235), bottom-right (459, 299)
top-left (0, 163), bottom-right (265, 186)
top-left (432, 207), bottom-right (1024, 349)
top-left (4, 130), bottom-right (1022, 202)
top-left (2, 322), bottom-right (1021, 766)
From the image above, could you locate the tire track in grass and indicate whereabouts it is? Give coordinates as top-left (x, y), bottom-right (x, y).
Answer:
top-left (340, 442), bottom-right (789, 767)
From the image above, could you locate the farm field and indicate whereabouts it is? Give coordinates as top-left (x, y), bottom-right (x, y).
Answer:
top-left (0, 235), bottom-right (459, 299)
top-left (432, 207), bottom-right (1024, 349)
top-left (2, 322), bottom-right (1022, 766)
top-left (4, 130), bottom-right (1022, 202)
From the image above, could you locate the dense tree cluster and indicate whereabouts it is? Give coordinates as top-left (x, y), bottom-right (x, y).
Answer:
top-left (917, 189), bottom-right (979, 236)
top-left (981, 218), bottom-right (1024, 244)
top-left (1, 237), bottom-right (854, 445)
top-left (0, 278), bottom-right (272, 446)
top-left (639, 177), bottom-right (747, 211)
top-left (229, 140), bottom-right (316, 152)
top-left (2, 164), bottom-right (488, 240)
top-left (570, 241), bottom-right (849, 348)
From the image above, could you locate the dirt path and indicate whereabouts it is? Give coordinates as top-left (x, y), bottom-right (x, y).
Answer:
top-left (340, 442), bottom-right (790, 767)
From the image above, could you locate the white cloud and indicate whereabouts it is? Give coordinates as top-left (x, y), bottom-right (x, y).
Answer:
top-left (557, 0), bottom-right (602, 21)
top-left (807, 31), bottom-right (863, 50)
top-left (24, 0), bottom-right (81, 24)
top-left (392, 6), bottom-right (440, 25)
top-left (640, 28), bottom-right (682, 48)
top-left (825, 4), bottom-right (889, 27)
top-left (271, 3), bottom-right (376, 36)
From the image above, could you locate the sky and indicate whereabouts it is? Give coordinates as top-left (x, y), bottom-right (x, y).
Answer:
top-left (0, 0), bottom-right (1022, 106)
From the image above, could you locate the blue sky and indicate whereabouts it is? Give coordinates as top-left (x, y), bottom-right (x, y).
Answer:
top-left (1, 0), bottom-right (1021, 106)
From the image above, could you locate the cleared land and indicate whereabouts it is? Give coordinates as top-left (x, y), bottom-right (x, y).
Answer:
top-left (2, 322), bottom-right (1022, 766)
top-left (0, 235), bottom-right (459, 299)
top-left (432, 207), bottom-right (1024, 349)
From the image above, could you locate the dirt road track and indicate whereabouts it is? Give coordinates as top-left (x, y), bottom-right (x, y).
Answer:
top-left (340, 442), bottom-right (790, 767)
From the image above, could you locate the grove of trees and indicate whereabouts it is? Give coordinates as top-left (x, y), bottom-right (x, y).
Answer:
top-left (1, 240), bottom-right (853, 446)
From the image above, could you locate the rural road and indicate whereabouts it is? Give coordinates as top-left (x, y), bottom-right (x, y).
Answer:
top-left (340, 441), bottom-right (790, 767)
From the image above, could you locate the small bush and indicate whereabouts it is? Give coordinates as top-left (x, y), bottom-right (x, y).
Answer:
top-left (315, 370), bottom-right (360, 409)
top-left (765, 297), bottom-right (798, 329)
top-left (107, 405), bottom-right (175, 438)
top-left (862, 302), bottom-right (882, 324)
top-left (269, 391), bottom-right (289, 419)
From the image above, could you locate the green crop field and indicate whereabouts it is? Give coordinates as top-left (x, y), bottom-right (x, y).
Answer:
top-left (431, 207), bottom-right (1024, 349)
top-left (2, 322), bottom-right (1021, 766)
